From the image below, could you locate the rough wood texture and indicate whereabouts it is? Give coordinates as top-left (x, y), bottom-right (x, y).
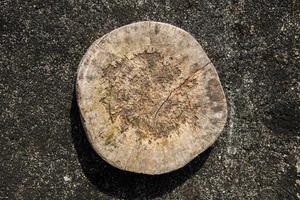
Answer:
top-left (76, 21), bottom-right (227, 175)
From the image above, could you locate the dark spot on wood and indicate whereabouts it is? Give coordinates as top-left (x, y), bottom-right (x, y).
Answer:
top-left (210, 118), bottom-right (219, 125)
top-left (155, 24), bottom-right (160, 34)
top-left (207, 79), bottom-right (223, 102)
top-left (86, 74), bottom-right (94, 81)
top-left (190, 63), bottom-right (200, 73)
top-left (124, 37), bottom-right (130, 44)
top-left (78, 72), bottom-right (84, 80)
top-left (146, 53), bottom-right (158, 69)
top-left (212, 105), bottom-right (224, 112)
top-left (91, 59), bottom-right (97, 66)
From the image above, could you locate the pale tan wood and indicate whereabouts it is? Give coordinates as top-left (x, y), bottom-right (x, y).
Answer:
top-left (76, 21), bottom-right (227, 175)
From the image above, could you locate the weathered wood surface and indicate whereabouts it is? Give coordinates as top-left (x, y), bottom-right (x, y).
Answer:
top-left (77, 21), bottom-right (227, 174)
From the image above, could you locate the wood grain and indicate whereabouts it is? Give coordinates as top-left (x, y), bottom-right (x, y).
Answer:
top-left (76, 21), bottom-right (227, 174)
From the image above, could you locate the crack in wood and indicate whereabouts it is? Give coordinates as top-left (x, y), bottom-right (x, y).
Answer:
top-left (153, 61), bottom-right (212, 120)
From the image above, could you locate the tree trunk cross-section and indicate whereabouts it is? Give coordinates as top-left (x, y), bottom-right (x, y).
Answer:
top-left (76, 21), bottom-right (227, 175)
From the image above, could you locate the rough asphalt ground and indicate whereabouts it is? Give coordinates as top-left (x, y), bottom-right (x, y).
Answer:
top-left (1, 0), bottom-right (299, 199)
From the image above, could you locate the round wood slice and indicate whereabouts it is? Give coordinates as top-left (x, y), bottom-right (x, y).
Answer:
top-left (76, 21), bottom-right (227, 175)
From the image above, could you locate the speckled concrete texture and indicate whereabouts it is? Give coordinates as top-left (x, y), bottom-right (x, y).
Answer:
top-left (1, 0), bottom-right (299, 199)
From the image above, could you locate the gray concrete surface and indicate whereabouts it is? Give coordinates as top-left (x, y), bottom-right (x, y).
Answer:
top-left (1, 0), bottom-right (299, 199)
